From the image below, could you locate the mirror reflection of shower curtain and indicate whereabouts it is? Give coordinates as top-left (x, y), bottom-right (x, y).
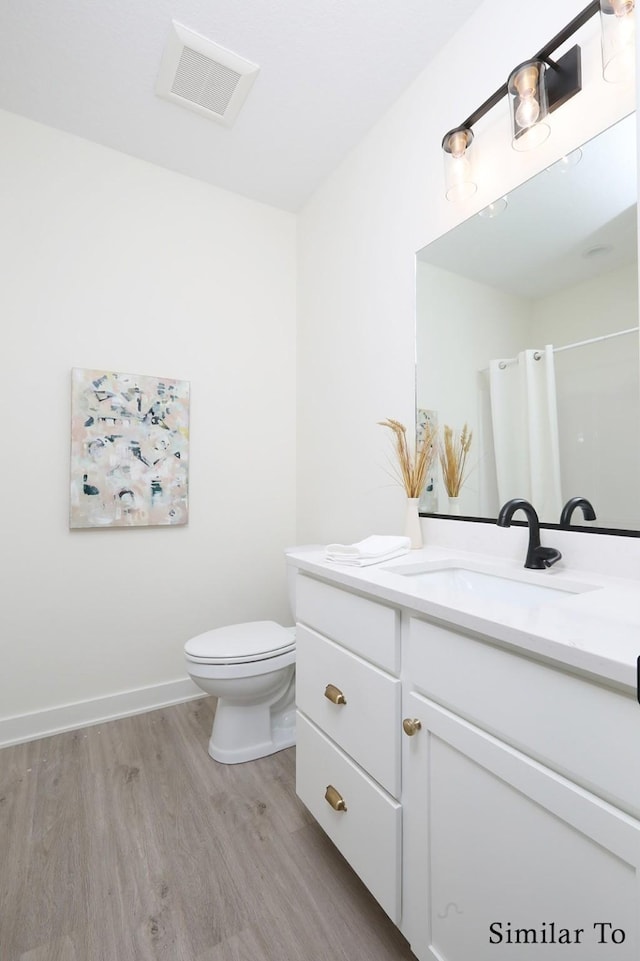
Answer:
top-left (489, 345), bottom-right (562, 519)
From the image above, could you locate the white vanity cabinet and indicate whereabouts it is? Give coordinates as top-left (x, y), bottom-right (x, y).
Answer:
top-left (291, 565), bottom-right (640, 961)
top-left (403, 617), bottom-right (640, 961)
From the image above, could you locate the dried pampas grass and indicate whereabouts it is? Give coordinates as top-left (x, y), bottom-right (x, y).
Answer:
top-left (439, 423), bottom-right (472, 497)
top-left (378, 418), bottom-right (437, 498)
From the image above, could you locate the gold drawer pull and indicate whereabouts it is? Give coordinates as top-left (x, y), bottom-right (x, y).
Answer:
top-left (325, 784), bottom-right (347, 812)
top-left (324, 683), bottom-right (347, 705)
top-left (403, 717), bottom-right (422, 737)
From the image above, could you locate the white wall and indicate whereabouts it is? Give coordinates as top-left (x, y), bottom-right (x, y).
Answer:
top-left (416, 262), bottom-right (531, 517)
top-left (297, 0), bottom-right (637, 574)
top-left (0, 110), bottom-right (297, 742)
top-left (534, 263), bottom-right (640, 529)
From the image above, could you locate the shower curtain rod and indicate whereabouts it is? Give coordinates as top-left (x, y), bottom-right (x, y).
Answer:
top-left (493, 326), bottom-right (639, 369)
top-left (553, 326), bottom-right (639, 354)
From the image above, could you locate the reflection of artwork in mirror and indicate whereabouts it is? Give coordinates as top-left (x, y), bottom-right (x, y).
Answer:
top-left (416, 113), bottom-right (639, 534)
top-left (417, 408), bottom-right (438, 513)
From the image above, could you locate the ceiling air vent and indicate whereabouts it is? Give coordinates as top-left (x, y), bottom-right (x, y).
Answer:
top-left (156, 21), bottom-right (259, 127)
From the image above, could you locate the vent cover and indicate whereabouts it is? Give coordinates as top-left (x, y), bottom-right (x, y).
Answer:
top-left (156, 22), bottom-right (259, 127)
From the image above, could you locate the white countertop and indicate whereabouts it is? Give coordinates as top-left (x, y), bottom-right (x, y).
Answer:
top-left (287, 545), bottom-right (640, 693)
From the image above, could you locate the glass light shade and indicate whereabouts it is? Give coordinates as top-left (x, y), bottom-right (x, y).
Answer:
top-left (600, 0), bottom-right (635, 83)
top-left (547, 148), bottom-right (583, 174)
top-left (442, 126), bottom-right (476, 202)
top-left (508, 60), bottom-right (550, 152)
top-left (478, 197), bottom-right (508, 219)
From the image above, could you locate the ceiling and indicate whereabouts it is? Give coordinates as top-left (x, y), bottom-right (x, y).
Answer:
top-left (0, 0), bottom-right (485, 212)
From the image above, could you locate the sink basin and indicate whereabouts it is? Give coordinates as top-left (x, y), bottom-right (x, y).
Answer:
top-left (387, 561), bottom-right (599, 609)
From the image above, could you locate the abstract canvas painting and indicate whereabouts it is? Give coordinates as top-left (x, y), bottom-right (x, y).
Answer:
top-left (70, 368), bottom-right (190, 528)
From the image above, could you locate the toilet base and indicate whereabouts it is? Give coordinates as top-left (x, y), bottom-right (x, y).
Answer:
top-left (208, 711), bottom-right (296, 764)
top-left (206, 670), bottom-right (296, 764)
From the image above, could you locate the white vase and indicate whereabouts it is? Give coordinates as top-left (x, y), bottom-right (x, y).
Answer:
top-left (405, 497), bottom-right (422, 549)
top-left (448, 496), bottom-right (461, 515)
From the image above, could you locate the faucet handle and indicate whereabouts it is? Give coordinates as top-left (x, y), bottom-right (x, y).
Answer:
top-left (533, 546), bottom-right (562, 569)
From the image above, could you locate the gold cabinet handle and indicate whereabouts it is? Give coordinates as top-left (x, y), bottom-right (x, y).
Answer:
top-left (324, 683), bottom-right (347, 705)
top-left (325, 784), bottom-right (347, 812)
top-left (403, 717), bottom-right (422, 737)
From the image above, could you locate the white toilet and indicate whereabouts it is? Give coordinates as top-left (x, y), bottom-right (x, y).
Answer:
top-left (185, 621), bottom-right (296, 763)
top-left (184, 553), bottom-right (303, 764)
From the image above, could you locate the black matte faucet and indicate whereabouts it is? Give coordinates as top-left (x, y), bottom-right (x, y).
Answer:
top-left (560, 496), bottom-right (596, 528)
top-left (497, 498), bottom-right (562, 571)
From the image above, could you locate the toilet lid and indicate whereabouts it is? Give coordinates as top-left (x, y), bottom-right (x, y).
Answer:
top-left (184, 620), bottom-right (295, 664)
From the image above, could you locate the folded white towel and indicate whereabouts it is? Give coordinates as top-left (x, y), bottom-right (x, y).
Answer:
top-left (325, 535), bottom-right (411, 566)
top-left (325, 547), bottom-right (410, 567)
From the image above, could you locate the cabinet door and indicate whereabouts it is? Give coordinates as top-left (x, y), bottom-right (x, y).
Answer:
top-left (402, 692), bottom-right (640, 961)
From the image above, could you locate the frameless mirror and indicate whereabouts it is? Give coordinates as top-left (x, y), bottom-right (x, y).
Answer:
top-left (416, 113), bottom-right (639, 534)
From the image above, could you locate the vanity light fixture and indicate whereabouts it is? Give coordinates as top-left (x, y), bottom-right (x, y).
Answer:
top-left (443, 0), bottom-right (634, 199)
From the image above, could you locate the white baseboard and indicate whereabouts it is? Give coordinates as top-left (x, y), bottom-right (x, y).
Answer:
top-left (0, 677), bottom-right (204, 749)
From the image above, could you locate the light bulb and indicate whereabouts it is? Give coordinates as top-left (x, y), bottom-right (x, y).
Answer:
top-left (448, 131), bottom-right (467, 159)
top-left (615, 8), bottom-right (635, 40)
top-left (508, 60), bottom-right (548, 149)
top-left (611, 0), bottom-right (634, 15)
top-left (515, 94), bottom-right (541, 129)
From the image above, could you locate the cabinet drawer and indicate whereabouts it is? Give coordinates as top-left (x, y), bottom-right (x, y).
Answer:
top-left (296, 574), bottom-right (399, 673)
top-left (296, 624), bottom-right (401, 797)
top-left (408, 616), bottom-right (640, 819)
top-left (295, 712), bottom-right (401, 924)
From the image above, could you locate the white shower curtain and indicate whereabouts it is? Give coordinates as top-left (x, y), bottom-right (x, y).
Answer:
top-left (489, 345), bottom-right (562, 520)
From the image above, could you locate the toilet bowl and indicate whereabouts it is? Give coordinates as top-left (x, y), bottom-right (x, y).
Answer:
top-left (185, 620), bottom-right (296, 764)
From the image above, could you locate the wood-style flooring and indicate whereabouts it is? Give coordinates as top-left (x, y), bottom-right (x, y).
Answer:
top-left (0, 698), bottom-right (416, 961)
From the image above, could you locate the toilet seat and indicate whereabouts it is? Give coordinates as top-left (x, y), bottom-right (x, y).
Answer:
top-left (184, 620), bottom-right (295, 666)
